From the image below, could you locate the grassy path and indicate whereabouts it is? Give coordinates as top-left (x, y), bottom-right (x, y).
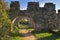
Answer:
top-left (19, 29), bottom-right (36, 40)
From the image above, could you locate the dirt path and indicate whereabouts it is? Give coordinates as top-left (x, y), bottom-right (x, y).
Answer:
top-left (19, 29), bottom-right (36, 40)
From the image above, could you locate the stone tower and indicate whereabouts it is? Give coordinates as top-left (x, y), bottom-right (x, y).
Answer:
top-left (27, 2), bottom-right (40, 18)
top-left (9, 1), bottom-right (20, 20)
top-left (10, 1), bottom-right (20, 10)
top-left (44, 3), bottom-right (57, 30)
top-left (44, 3), bottom-right (55, 11)
top-left (27, 2), bottom-right (39, 11)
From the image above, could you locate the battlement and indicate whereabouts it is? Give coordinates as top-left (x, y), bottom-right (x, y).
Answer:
top-left (27, 2), bottom-right (39, 11)
top-left (28, 2), bottom-right (39, 6)
top-left (58, 10), bottom-right (60, 14)
top-left (45, 3), bottom-right (54, 5)
top-left (10, 1), bottom-right (20, 10)
top-left (44, 3), bottom-right (55, 11)
top-left (10, 1), bottom-right (56, 11)
top-left (11, 1), bottom-right (19, 3)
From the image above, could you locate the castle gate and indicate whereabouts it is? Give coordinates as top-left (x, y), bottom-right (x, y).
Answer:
top-left (11, 15), bottom-right (35, 29)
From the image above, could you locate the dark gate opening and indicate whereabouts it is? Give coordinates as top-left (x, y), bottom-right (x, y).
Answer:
top-left (18, 18), bottom-right (31, 29)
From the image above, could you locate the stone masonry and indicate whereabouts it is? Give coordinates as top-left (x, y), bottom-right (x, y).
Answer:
top-left (9, 1), bottom-right (60, 31)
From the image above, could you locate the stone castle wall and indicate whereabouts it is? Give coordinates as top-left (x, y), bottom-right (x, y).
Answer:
top-left (9, 1), bottom-right (60, 31)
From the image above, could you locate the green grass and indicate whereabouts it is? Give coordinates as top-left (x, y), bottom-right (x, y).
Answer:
top-left (7, 32), bottom-right (23, 40)
top-left (8, 33), bottom-right (23, 40)
top-left (0, 30), bottom-right (23, 40)
top-left (8, 36), bottom-right (22, 40)
top-left (8, 29), bottom-right (34, 40)
top-left (8, 32), bottom-right (23, 40)
top-left (7, 28), bottom-right (60, 40)
top-left (32, 31), bottom-right (60, 40)
top-left (7, 26), bottom-right (23, 40)
top-left (36, 32), bottom-right (52, 38)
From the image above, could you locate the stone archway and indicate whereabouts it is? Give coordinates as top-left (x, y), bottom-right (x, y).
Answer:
top-left (11, 15), bottom-right (35, 31)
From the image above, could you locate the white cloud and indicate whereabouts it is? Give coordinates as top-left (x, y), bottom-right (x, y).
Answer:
top-left (20, 7), bottom-right (27, 10)
top-left (39, 3), bottom-right (44, 7)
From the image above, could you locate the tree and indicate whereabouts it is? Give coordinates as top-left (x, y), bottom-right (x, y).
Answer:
top-left (0, 0), bottom-right (11, 40)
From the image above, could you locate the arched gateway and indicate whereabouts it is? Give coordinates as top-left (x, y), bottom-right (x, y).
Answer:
top-left (11, 15), bottom-right (35, 31)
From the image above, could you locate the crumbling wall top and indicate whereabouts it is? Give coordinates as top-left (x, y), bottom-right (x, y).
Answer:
top-left (27, 2), bottom-right (39, 7)
top-left (10, 1), bottom-right (20, 10)
top-left (58, 10), bottom-right (60, 14)
top-left (45, 3), bottom-right (55, 5)
top-left (44, 3), bottom-right (55, 11)
top-left (27, 2), bottom-right (39, 11)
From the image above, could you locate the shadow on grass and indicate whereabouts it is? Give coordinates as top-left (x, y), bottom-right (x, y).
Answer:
top-left (31, 29), bottom-right (60, 35)
top-left (31, 30), bottom-right (60, 40)
top-left (9, 32), bottom-right (23, 37)
top-left (37, 34), bottom-right (60, 40)
top-left (31, 30), bottom-right (48, 35)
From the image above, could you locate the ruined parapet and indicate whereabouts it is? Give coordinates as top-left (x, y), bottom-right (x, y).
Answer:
top-left (10, 1), bottom-right (20, 10)
top-left (9, 1), bottom-right (20, 20)
top-left (27, 2), bottom-right (39, 11)
top-left (58, 10), bottom-right (60, 14)
top-left (27, 2), bottom-right (40, 18)
top-left (44, 3), bottom-right (55, 11)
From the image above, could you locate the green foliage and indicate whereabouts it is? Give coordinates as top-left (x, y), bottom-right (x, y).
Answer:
top-left (0, 0), bottom-right (11, 40)
top-left (8, 27), bottom-right (23, 40)
top-left (8, 37), bottom-right (23, 40)
top-left (36, 32), bottom-right (60, 40)
top-left (18, 20), bottom-right (29, 29)
top-left (19, 20), bottom-right (29, 25)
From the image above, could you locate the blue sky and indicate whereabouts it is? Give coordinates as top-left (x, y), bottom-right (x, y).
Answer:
top-left (5, 0), bottom-right (60, 13)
